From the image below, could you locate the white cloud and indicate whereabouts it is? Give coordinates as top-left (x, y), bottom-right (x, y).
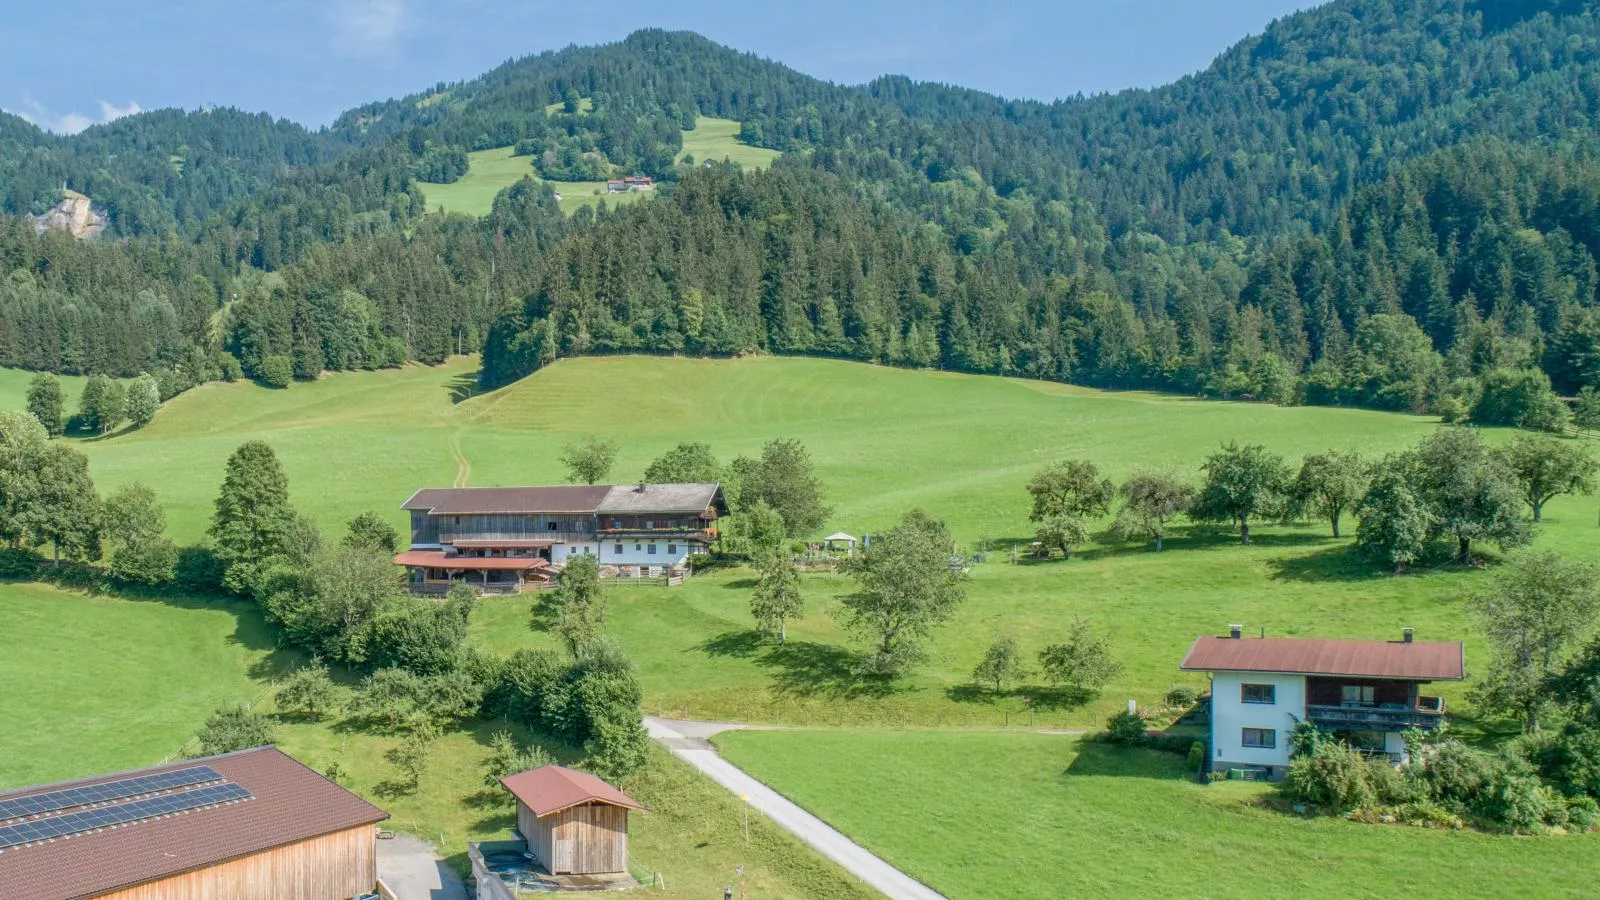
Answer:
top-left (330, 0), bottom-right (409, 59)
top-left (5, 98), bottom-right (141, 135)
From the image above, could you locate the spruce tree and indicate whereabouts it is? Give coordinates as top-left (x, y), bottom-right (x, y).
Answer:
top-left (209, 440), bottom-right (295, 594)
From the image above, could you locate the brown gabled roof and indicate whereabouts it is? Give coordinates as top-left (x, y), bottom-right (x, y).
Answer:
top-left (402, 486), bottom-right (612, 515)
top-left (0, 746), bottom-right (386, 900)
top-left (500, 765), bottom-right (644, 818)
top-left (1180, 635), bottom-right (1466, 680)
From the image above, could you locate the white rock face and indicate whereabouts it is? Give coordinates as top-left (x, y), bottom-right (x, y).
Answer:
top-left (32, 193), bottom-right (108, 239)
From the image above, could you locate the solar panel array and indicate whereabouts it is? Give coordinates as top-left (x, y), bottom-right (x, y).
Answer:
top-left (0, 765), bottom-right (224, 823)
top-left (0, 782), bottom-right (251, 851)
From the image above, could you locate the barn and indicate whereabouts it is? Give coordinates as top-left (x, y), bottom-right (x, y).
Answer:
top-left (500, 765), bottom-right (643, 876)
top-left (0, 746), bottom-right (388, 900)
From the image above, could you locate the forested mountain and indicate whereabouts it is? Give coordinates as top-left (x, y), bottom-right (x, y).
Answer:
top-left (2, 0), bottom-right (1600, 427)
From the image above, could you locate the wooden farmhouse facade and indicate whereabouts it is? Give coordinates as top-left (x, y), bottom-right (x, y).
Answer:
top-left (397, 482), bottom-right (727, 593)
top-left (499, 765), bottom-right (644, 876)
top-left (0, 746), bottom-right (388, 900)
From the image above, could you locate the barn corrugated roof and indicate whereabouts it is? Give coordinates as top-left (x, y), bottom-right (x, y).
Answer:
top-left (0, 746), bottom-right (386, 900)
top-left (500, 765), bottom-right (644, 818)
top-left (1180, 635), bottom-right (1465, 680)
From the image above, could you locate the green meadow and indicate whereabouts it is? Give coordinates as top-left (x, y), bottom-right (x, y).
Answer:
top-left (418, 116), bottom-right (779, 217)
top-left (716, 729), bottom-right (1600, 900)
top-left (1, 354), bottom-right (1594, 892)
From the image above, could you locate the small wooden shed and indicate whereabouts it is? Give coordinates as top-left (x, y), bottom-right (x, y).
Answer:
top-left (500, 765), bottom-right (644, 876)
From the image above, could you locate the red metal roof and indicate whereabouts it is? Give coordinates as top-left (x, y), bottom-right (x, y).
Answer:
top-left (394, 551), bottom-right (548, 570)
top-left (500, 765), bottom-right (644, 818)
top-left (1180, 635), bottom-right (1465, 680)
top-left (0, 747), bottom-right (386, 900)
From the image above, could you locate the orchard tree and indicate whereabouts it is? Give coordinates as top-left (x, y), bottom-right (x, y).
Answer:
top-left (1492, 433), bottom-right (1596, 523)
top-left (837, 509), bottom-right (965, 676)
top-left (644, 441), bottom-right (723, 484)
top-left (1291, 451), bottom-right (1369, 538)
top-left (1034, 514), bottom-right (1090, 559)
top-left (195, 703), bottom-right (275, 756)
top-left (1027, 460), bottom-right (1114, 522)
top-left (0, 411), bottom-right (49, 543)
top-left (77, 374), bottom-right (124, 435)
top-left (1413, 428), bottom-right (1529, 564)
top-left (103, 482), bottom-right (178, 584)
top-left (1111, 471), bottom-right (1195, 551)
top-left (209, 441), bottom-right (296, 594)
top-left (560, 436), bottom-right (618, 484)
top-left (1468, 552), bottom-right (1600, 732)
top-left (1355, 462), bottom-right (1433, 573)
top-left (1575, 387), bottom-right (1600, 433)
top-left (1190, 442), bottom-right (1291, 544)
top-left (550, 553), bottom-right (605, 654)
top-left (972, 635), bottom-right (1025, 691)
top-left (124, 373), bottom-right (161, 427)
top-left (25, 373), bottom-right (63, 436)
top-left (1038, 619), bottom-right (1121, 696)
top-left (276, 658), bottom-right (339, 720)
top-left (750, 551), bottom-right (804, 643)
top-left (733, 438), bottom-right (830, 536)
top-left (343, 510), bottom-right (399, 554)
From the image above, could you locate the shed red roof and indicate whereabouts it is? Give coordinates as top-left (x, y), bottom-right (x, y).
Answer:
top-left (394, 550), bottom-right (548, 570)
top-left (1180, 635), bottom-right (1465, 680)
top-left (500, 765), bottom-right (644, 818)
top-left (0, 747), bottom-right (386, 900)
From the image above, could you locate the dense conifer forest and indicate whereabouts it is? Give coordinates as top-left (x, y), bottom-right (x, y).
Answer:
top-left (3, 0), bottom-right (1600, 422)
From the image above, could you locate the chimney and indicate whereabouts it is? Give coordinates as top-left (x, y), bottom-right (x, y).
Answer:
top-left (1402, 627), bottom-right (1414, 644)
top-left (1228, 624), bottom-right (1243, 640)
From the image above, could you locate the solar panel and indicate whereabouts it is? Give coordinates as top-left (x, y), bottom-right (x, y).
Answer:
top-left (0, 766), bottom-right (225, 824)
top-left (0, 782), bottom-right (250, 851)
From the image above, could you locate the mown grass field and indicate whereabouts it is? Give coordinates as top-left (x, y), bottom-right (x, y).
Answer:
top-left (418, 116), bottom-right (779, 217)
top-left (716, 729), bottom-right (1600, 900)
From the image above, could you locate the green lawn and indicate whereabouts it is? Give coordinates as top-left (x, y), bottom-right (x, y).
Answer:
top-left (678, 117), bottom-right (782, 169)
top-left (717, 729), bottom-right (1600, 900)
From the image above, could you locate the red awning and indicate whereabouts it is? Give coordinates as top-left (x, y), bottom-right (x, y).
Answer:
top-left (393, 551), bottom-right (549, 571)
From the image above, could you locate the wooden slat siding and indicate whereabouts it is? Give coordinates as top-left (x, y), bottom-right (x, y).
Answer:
top-left (516, 801), bottom-right (628, 875)
top-left (91, 824), bottom-right (376, 900)
top-left (437, 513), bottom-right (596, 541)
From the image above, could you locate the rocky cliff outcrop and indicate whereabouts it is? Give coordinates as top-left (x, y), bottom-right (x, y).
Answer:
top-left (32, 192), bottom-right (107, 239)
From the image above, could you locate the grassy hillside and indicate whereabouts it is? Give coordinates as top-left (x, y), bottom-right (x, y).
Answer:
top-left (14, 355), bottom-right (1587, 727)
top-left (419, 116), bottom-right (778, 217)
top-left (717, 730), bottom-right (1600, 900)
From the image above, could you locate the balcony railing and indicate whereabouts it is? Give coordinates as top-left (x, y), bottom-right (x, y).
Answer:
top-left (1306, 699), bottom-right (1446, 731)
top-left (598, 527), bottom-right (717, 542)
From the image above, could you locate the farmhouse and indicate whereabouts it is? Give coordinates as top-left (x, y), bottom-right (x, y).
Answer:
top-left (0, 746), bottom-right (388, 900)
top-left (397, 482), bottom-right (727, 592)
top-left (605, 176), bottom-right (653, 193)
top-left (1180, 627), bottom-right (1466, 778)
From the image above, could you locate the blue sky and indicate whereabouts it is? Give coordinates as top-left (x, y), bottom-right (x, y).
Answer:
top-left (3, 0), bottom-right (1316, 133)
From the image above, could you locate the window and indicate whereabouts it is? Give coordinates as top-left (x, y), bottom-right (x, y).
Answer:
top-left (1241, 684), bottom-right (1275, 705)
top-left (645, 520), bottom-right (654, 529)
top-left (547, 521), bottom-right (558, 531)
top-left (1241, 728), bottom-right (1276, 749)
top-left (667, 544), bottom-right (677, 554)
top-left (648, 543), bottom-right (658, 555)
top-left (1341, 685), bottom-right (1376, 705)
top-left (634, 544), bottom-right (641, 551)
top-left (615, 543), bottom-right (624, 554)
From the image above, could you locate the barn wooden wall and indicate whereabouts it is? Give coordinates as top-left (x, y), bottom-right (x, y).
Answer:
top-left (519, 801), bottom-right (628, 875)
top-left (93, 824), bottom-right (376, 900)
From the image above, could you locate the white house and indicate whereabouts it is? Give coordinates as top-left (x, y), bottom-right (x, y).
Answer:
top-left (1179, 627), bottom-right (1466, 778)
top-left (396, 483), bottom-right (726, 592)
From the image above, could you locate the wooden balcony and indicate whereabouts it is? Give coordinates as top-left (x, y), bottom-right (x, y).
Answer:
top-left (597, 527), bottom-right (717, 543)
top-left (1306, 697), bottom-right (1445, 731)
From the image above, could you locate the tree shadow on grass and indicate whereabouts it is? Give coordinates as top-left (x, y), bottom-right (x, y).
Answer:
top-left (1264, 543), bottom-right (1394, 584)
top-left (946, 682), bottom-right (1097, 713)
top-left (1064, 740), bottom-right (1190, 780)
top-left (372, 779), bottom-right (419, 800)
top-left (721, 577), bottom-right (758, 590)
top-left (698, 629), bottom-right (891, 700)
top-left (447, 371), bottom-right (484, 405)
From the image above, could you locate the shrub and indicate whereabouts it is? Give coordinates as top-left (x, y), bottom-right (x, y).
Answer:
top-left (175, 546), bottom-right (225, 592)
top-left (1285, 741), bottom-right (1373, 812)
top-left (0, 548), bottom-right (40, 579)
top-left (257, 355), bottom-right (293, 389)
top-left (1164, 685), bottom-right (1199, 708)
top-left (194, 703), bottom-right (275, 756)
top-left (1423, 740), bottom-right (1501, 814)
top-left (1187, 741), bottom-right (1206, 772)
top-left (1105, 710), bottom-right (1147, 746)
top-left (1567, 795), bottom-right (1600, 832)
top-left (1492, 772), bottom-right (1553, 833)
top-left (1145, 733), bottom-right (1199, 754)
top-left (1365, 758), bottom-right (1424, 806)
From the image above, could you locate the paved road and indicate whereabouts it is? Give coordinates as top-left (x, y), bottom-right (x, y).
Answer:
top-left (644, 717), bottom-right (947, 900)
top-left (376, 832), bottom-right (468, 900)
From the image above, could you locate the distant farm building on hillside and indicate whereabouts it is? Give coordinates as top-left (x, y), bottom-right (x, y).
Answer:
top-left (606, 176), bottom-right (653, 193)
top-left (0, 746), bottom-right (388, 900)
top-left (1181, 627), bottom-right (1465, 779)
top-left (397, 482), bottom-right (727, 592)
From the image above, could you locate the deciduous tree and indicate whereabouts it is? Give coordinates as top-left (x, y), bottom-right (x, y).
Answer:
top-left (837, 509), bottom-right (965, 676)
top-left (195, 703), bottom-right (275, 756)
top-left (972, 635), bottom-right (1025, 691)
top-left (1291, 451), bottom-right (1369, 538)
top-left (1038, 619), bottom-right (1121, 696)
top-left (1190, 442), bottom-right (1291, 544)
top-left (275, 658), bottom-right (339, 720)
top-left (560, 435), bottom-right (618, 484)
top-left (1033, 514), bottom-right (1090, 560)
top-left (18, 443), bottom-right (100, 564)
top-left (103, 482), bottom-right (177, 583)
top-left (1468, 552), bottom-right (1600, 732)
top-left (549, 553), bottom-right (605, 654)
top-left (77, 374), bottom-right (124, 435)
top-left (1027, 460), bottom-right (1114, 522)
top-left (124, 373), bottom-right (161, 427)
top-left (343, 510), bottom-right (399, 554)
top-left (644, 441), bottom-right (723, 484)
top-left (734, 438), bottom-right (830, 537)
top-left (1413, 428), bottom-right (1530, 564)
top-left (750, 550), bottom-right (803, 643)
top-left (1355, 462), bottom-right (1432, 573)
top-left (1493, 434), bottom-right (1597, 523)
top-left (25, 373), bottom-right (63, 437)
top-left (1111, 471), bottom-right (1195, 551)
